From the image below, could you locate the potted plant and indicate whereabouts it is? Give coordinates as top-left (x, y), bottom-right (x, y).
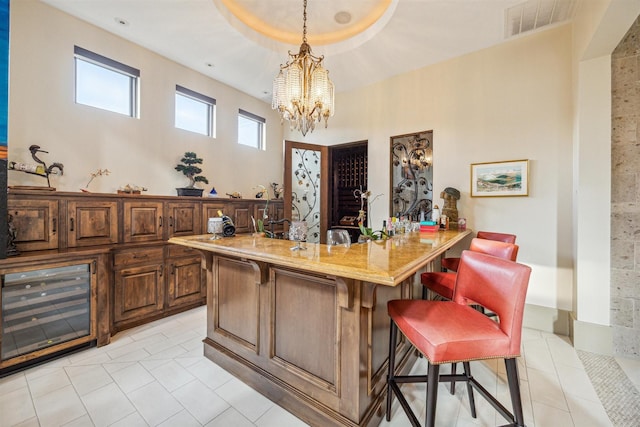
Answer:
top-left (175, 152), bottom-right (209, 197)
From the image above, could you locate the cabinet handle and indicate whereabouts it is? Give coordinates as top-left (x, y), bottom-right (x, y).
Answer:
top-left (159, 216), bottom-right (163, 228)
top-left (159, 267), bottom-right (163, 277)
top-left (70, 218), bottom-right (74, 231)
top-left (52, 218), bottom-right (57, 233)
top-left (132, 253), bottom-right (148, 259)
top-left (169, 216), bottom-right (174, 227)
top-left (171, 264), bottom-right (175, 275)
top-left (91, 260), bottom-right (97, 274)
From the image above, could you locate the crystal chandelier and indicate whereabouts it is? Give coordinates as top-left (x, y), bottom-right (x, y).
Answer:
top-left (272, 0), bottom-right (334, 136)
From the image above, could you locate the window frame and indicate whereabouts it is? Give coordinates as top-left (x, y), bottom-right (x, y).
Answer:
top-left (175, 85), bottom-right (216, 137)
top-left (237, 109), bottom-right (266, 150)
top-left (74, 46), bottom-right (140, 117)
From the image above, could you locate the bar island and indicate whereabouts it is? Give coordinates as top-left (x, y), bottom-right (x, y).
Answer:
top-left (169, 229), bottom-right (471, 426)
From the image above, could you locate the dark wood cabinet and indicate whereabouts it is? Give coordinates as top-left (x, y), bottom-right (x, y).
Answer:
top-left (165, 201), bottom-right (201, 238)
top-left (112, 246), bottom-right (165, 328)
top-left (1, 190), bottom-right (282, 368)
top-left (166, 252), bottom-right (204, 308)
top-left (8, 199), bottom-right (58, 251)
top-left (123, 201), bottom-right (163, 243)
top-left (254, 200), bottom-right (286, 235)
top-left (229, 202), bottom-right (252, 234)
top-left (202, 200), bottom-right (226, 233)
top-left (67, 200), bottom-right (119, 247)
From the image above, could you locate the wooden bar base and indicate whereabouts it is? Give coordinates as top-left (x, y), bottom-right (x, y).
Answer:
top-left (170, 231), bottom-right (470, 426)
top-left (202, 257), bottom-right (420, 426)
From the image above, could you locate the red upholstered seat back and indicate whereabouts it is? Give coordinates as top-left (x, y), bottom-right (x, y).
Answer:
top-left (469, 238), bottom-right (519, 262)
top-left (476, 231), bottom-right (517, 244)
top-left (453, 251), bottom-right (531, 355)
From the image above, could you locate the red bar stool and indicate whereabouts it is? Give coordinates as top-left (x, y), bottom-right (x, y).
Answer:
top-left (422, 238), bottom-right (519, 393)
top-left (441, 231), bottom-right (517, 272)
top-left (386, 251), bottom-right (531, 427)
top-left (422, 238), bottom-right (519, 301)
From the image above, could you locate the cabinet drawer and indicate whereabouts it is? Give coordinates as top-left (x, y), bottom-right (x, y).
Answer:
top-left (114, 247), bottom-right (164, 267)
top-left (166, 244), bottom-right (200, 258)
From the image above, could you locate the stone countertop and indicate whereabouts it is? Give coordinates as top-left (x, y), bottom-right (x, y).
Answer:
top-left (169, 229), bottom-right (471, 286)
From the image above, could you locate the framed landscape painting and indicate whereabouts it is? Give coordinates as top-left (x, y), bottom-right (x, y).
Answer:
top-left (470, 159), bottom-right (529, 197)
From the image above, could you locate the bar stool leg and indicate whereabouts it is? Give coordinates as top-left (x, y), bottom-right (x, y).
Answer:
top-left (425, 363), bottom-right (440, 427)
top-left (463, 362), bottom-right (477, 418)
top-left (449, 362), bottom-right (457, 394)
top-left (505, 358), bottom-right (526, 427)
top-left (386, 320), bottom-right (398, 421)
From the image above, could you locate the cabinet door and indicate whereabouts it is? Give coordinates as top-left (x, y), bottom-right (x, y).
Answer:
top-left (123, 201), bottom-right (163, 243)
top-left (113, 264), bottom-right (164, 324)
top-left (167, 256), bottom-right (205, 308)
top-left (202, 201), bottom-right (226, 234)
top-left (67, 201), bottom-right (118, 247)
top-left (273, 202), bottom-right (285, 224)
top-left (165, 202), bottom-right (201, 238)
top-left (8, 199), bottom-right (58, 251)
top-left (254, 201), bottom-right (284, 234)
top-left (230, 203), bottom-right (251, 234)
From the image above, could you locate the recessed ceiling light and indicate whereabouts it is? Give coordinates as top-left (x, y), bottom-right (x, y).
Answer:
top-left (114, 17), bottom-right (129, 26)
top-left (334, 11), bottom-right (352, 25)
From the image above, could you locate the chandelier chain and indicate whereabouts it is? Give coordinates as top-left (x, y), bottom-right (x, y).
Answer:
top-left (302, 0), bottom-right (307, 43)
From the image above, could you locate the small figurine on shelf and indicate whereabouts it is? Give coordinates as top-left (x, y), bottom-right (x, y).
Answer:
top-left (270, 182), bottom-right (283, 199)
top-left (440, 187), bottom-right (460, 229)
top-left (254, 184), bottom-right (267, 199)
top-left (8, 145), bottom-right (64, 189)
top-left (118, 184), bottom-right (147, 194)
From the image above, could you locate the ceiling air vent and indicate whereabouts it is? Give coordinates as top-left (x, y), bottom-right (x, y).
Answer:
top-left (505, 0), bottom-right (576, 38)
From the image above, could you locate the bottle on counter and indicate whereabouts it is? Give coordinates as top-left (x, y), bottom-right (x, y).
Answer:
top-left (217, 209), bottom-right (236, 237)
top-left (432, 205), bottom-right (440, 224)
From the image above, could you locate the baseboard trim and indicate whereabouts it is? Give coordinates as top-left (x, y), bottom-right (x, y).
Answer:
top-left (522, 305), bottom-right (613, 355)
top-left (569, 311), bottom-right (613, 356)
top-left (523, 303), bottom-right (570, 336)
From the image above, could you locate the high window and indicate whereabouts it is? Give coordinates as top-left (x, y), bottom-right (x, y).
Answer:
top-left (238, 109), bottom-right (265, 149)
top-left (74, 46), bottom-right (139, 117)
top-left (175, 85), bottom-right (216, 137)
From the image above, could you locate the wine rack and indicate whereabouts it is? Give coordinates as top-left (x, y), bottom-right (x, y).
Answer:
top-left (329, 142), bottom-right (368, 242)
top-left (1, 263), bottom-right (92, 361)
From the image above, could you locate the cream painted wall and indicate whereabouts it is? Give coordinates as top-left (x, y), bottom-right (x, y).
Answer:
top-left (8, 1), bottom-right (284, 197)
top-left (291, 27), bottom-right (575, 310)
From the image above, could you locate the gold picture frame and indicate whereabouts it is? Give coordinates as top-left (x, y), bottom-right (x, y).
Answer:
top-left (470, 159), bottom-right (529, 197)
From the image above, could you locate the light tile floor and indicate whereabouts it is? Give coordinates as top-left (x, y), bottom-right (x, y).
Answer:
top-left (0, 306), bottom-right (637, 427)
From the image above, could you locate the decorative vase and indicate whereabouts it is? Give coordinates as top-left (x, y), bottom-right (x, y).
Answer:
top-left (176, 188), bottom-right (203, 197)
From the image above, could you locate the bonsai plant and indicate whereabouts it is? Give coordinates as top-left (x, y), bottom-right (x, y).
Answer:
top-left (175, 152), bottom-right (209, 197)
